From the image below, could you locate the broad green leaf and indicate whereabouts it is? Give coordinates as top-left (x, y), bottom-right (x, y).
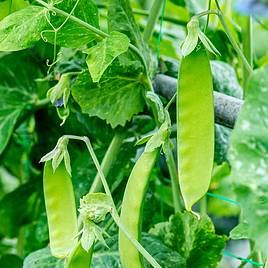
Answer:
top-left (90, 233), bottom-right (185, 268)
top-left (85, 31), bottom-right (130, 83)
top-left (149, 212), bottom-right (226, 268)
top-left (72, 69), bottom-right (146, 128)
top-left (0, 6), bottom-right (47, 51)
top-left (142, 234), bottom-right (186, 268)
top-left (0, 181), bottom-right (39, 237)
top-left (228, 65), bottom-right (268, 257)
top-left (0, 52), bottom-right (42, 154)
top-left (230, 222), bottom-right (249, 240)
top-left (0, 0), bottom-right (29, 20)
top-left (43, 0), bottom-right (99, 48)
top-left (107, 0), bottom-right (145, 53)
top-left (23, 247), bottom-right (64, 268)
top-left (0, 254), bottom-right (23, 268)
top-left (107, 0), bottom-right (150, 66)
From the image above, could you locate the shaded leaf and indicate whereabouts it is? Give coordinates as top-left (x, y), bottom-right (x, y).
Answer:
top-left (0, 51), bottom-right (44, 154)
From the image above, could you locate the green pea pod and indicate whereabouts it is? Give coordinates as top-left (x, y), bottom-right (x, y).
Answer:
top-left (65, 242), bottom-right (93, 268)
top-left (177, 47), bottom-right (214, 212)
top-left (119, 149), bottom-right (159, 268)
top-left (43, 161), bottom-right (78, 258)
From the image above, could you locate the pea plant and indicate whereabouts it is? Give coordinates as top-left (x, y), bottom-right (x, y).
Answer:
top-left (1, 0), bottom-right (268, 267)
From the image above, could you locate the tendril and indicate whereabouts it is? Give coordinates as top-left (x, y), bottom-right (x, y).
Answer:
top-left (42, 0), bottom-right (81, 74)
top-left (40, 30), bottom-right (54, 42)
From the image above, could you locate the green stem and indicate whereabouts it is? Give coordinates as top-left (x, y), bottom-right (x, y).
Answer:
top-left (241, 16), bottom-right (253, 90)
top-left (35, 0), bottom-right (147, 70)
top-left (194, 8), bottom-right (253, 75)
top-left (204, 0), bottom-right (212, 33)
top-left (143, 0), bottom-right (164, 43)
top-left (89, 131), bottom-right (127, 193)
top-left (200, 196), bottom-right (207, 216)
top-left (8, 0), bottom-right (12, 14)
top-left (217, 11), bottom-right (252, 75)
top-left (63, 135), bottom-right (162, 268)
top-left (146, 77), bottom-right (182, 213)
top-left (97, 3), bottom-right (187, 25)
top-left (165, 146), bottom-right (182, 212)
top-left (34, 97), bottom-right (50, 109)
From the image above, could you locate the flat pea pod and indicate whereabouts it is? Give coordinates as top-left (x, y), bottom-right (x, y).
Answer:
top-left (119, 149), bottom-right (159, 268)
top-left (65, 242), bottom-right (93, 268)
top-left (177, 47), bottom-right (214, 212)
top-left (43, 160), bottom-right (78, 258)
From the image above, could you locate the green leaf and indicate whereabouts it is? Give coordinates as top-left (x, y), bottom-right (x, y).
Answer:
top-left (142, 233), bottom-right (186, 268)
top-left (85, 31), bottom-right (130, 83)
top-left (230, 222), bottom-right (249, 240)
top-left (0, 181), bottom-right (39, 237)
top-left (23, 247), bottom-right (64, 268)
top-left (149, 212), bottom-right (226, 268)
top-left (43, 0), bottom-right (99, 48)
top-left (0, 254), bottom-right (23, 268)
top-left (0, 6), bottom-right (47, 51)
top-left (90, 233), bottom-right (185, 268)
top-left (72, 69), bottom-right (146, 128)
top-left (107, 0), bottom-right (147, 58)
top-left (228, 65), bottom-right (268, 257)
top-left (0, 48), bottom-right (45, 155)
top-left (0, 0), bottom-right (29, 20)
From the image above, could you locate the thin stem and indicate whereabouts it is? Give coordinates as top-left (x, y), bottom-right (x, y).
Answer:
top-left (241, 16), bottom-right (253, 90)
top-left (63, 135), bottom-right (162, 268)
top-left (165, 147), bottom-right (182, 212)
top-left (200, 196), bottom-right (207, 216)
top-left (35, 0), bottom-right (147, 70)
top-left (143, 0), bottom-right (164, 43)
top-left (112, 212), bottom-right (161, 268)
top-left (217, 12), bottom-right (253, 75)
top-left (8, 0), bottom-right (12, 14)
top-left (212, 0), bottom-right (253, 75)
top-left (97, 3), bottom-right (187, 25)
top-left (89, 131), bottom-right (127, 193)
top-left (34, 97), bottom-right (50, 109)
top-left (165, 92), bottom-right (177, 110)
top-left (204, 0), bottom-right (212, 33)
top-left (194, 7), bottom-right (253, 75)
top-left (156, 0), bottom-right (166, 58)
top-left (194, 9), bottom-right (219, 18)
top-left (146, 76), bottom-right (182, 212)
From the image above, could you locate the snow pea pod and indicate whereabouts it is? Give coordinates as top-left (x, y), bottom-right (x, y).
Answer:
top-left (43, 161), bottom-right (78, 258)
top-left (177, 47), bottom-right (214, 212)
top-left (119, 149), bottom-right (159, 268)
